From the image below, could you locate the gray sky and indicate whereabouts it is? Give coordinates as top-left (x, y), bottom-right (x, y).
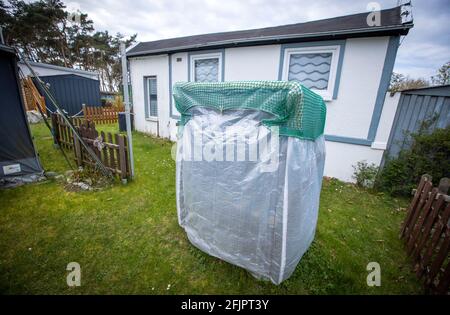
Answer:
top-left (66, 0), bottom-right (450, 80)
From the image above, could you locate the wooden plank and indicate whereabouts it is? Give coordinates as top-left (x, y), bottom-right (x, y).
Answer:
top-left (117, 134), bottom-right (127, 180)
top-left (405, 180), bottom-right (433, 240)
top-left (107, 132), bottom-right (116, 169)
top-left (426, 230), bottom-right (450, 287)
top-left (438, 178), bottom-right (450, 195)
top-left (65, 120), bottom-right (71, 148)
top-left (435, 260), bottom-right (450, 294)
top-left (407, 188), bottom-right (439, 254)
top-left (63, 116), bottom-right (70, 148)
top-left (100, 131), bottom-right (108, 168)
top-left (69, 117), bottom-right (76, 148)
top-left (401, 175), bottom-right (431, 237)
top-left (39, 96), bottom-right (46, 113)
top-left (418, 203), bottom-right (450, 277)
top-left (58, 114), bottom-right (63, 145)
top-left (114, 133), bottom-right (120, 176)
top-left (92, 125), bottom-right (101, 160)
top-left (73, 128), bottom-right (83, 166)
top-left (412, 195), bottom-right (446, 258)
top-left (59, 115), bottom-right (65, 148)
top-left (55, 114), bottom-right (61, 145)
top-left (60, 115), bottom-right (65, 147)
top-left (124, 135), bottom-right (130, 177)
top-left (57, 115), bottom-right (63, 146)
top-left (51, 113), bottom-right (59, 145)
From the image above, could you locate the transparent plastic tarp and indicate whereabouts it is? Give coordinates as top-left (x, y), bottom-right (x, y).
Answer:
top-left (174, 82), bottom-right (326, 284)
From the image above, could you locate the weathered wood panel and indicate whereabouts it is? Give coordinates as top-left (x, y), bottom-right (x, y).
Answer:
top-left (51, 113), bottom-right (130, 179)
top-left (401, 174), bottom-right (450, 294)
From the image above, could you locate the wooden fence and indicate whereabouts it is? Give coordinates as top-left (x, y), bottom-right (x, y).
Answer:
top-left (21, 76), bottom-right (46, 113)
top-left (51, 113), bottom-right (130, 180)
top-left (82, 104), bottom-right (124, 124)
top-left (50, 113), bottom-right (84, 149)
top-left (400, 174), bottom-right (450, 294)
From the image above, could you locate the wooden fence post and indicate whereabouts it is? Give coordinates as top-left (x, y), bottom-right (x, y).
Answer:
top-left (400, 174), bottom-right (432, 238)
top-left (116, 134), bottom-right (127, 183)
top-left (107, 133), bottom-right (115, 170)
top-left (438, 178), bottom-right (450, 195)
top-left (124, 135), bottom-right (131, 177)
top-left (73, 128), bottom-right (82, 167)
top-left (50, 113), bottom-right (60, 146)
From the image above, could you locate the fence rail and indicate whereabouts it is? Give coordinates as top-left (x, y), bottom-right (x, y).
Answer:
top-left (401, 175), bottom-right (450, 294)
top-left (50, 113), bottom-right (130, 180)
top-left (82, 104), bottom-right (124, 124)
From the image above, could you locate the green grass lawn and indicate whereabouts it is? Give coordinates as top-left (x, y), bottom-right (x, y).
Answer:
top-left (0, 122), bottom-right (422, 294)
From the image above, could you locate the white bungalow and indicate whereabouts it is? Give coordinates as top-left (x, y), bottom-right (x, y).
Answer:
top-left (126, 4), bottom-right (413, 181)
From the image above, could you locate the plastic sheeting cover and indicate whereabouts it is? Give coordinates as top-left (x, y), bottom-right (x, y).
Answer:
top-left (176, 107), bottom-right (325, 284)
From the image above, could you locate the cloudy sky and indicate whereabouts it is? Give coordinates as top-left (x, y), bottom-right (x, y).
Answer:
top-left (66, 0), bottom-right (449, 79)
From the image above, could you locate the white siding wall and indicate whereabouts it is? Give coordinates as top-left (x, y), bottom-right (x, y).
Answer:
top-left (129, 36), bottom-right (399, 182)
top-left (224, 45), bottom-right (280, 81)
top-left (324, 91), bottom-right (400, 181)
top-left (373, 92), bottom-right (400, 149)
top-left (129, 55), bottom-right (171, 138)
top-left (169, 53), bottom-right (189, 141)
top-left (325, 37), bottom-right (388, 138)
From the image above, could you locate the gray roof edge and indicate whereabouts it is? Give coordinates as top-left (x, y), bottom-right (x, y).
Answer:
top-left (18, 60), bottom-right (99, 76)
top-left (127, 23), bottom-right (412, 57)
top-left (0, 43), bottom-right (16, 54)
top-left (402, 84), bottom-right (450, 94)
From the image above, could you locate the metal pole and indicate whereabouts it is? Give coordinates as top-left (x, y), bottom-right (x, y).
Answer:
top-left (120, 42), bottom-right (135, 179)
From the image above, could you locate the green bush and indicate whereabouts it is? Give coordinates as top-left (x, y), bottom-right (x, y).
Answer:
top-left (377, 125), bottom-right (450, 196)
top-left (352, 160), bottom-right (379, 188)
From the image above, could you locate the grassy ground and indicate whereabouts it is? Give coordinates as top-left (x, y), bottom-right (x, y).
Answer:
top-left (0, 122), bottom-right (422, 294)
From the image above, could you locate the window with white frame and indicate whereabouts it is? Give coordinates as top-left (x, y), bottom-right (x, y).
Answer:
top-left (282, 45), bottom-right (340, 100)
top-left (190, 53), bottom-right (222, 82)
top-left (145, 76), bottom-right (158, 118)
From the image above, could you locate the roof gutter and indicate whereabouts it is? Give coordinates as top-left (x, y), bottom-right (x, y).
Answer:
top-left (127, 23), bottom-right (413, 58)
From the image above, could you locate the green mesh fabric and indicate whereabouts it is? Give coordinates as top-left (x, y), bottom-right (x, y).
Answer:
top-left (173, 81), bottom-right (326, 140)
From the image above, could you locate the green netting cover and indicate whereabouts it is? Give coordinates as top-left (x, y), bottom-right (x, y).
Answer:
top-left (173, 81), bottom-right (326, 140)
